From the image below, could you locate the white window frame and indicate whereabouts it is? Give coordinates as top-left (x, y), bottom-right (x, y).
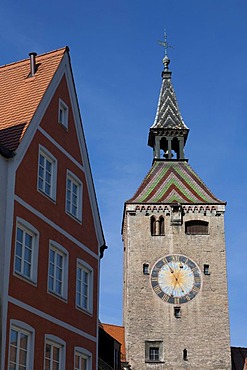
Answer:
top-left (74, 347), bottom-right (92, 370)
top-left (66, 170), bottom-right (82, 222)
top-left (37, 145), bottom-right (57, 200)
top-left (8, 320), bottom-right (35, 370)
top-left (48, 241), bottom-right (68, 300)
top-left (76, 260), bottom-right (93, 314)
top-left (14, 218), bottom-right (39, 284)
top-left (44, 335), bottom-right (66, 370)
top-left (58, 98), bottom-right (69, 129)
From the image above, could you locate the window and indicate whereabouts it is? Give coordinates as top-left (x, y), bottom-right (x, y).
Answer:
top-left (14, 220), bottom-right (39, 283)
top-left (143, 263), bottom-right (149, 275)
top-left (158, 216), bottom-right (165, 235)
top-left (8, 322), bottom-right (34, 370)
top-left (44, 336), bottom-right (65, 370)
top-left (38, 146), bottom-right (57, 200)
top-left (185, 220), bottom-right (209, 235)
top-left (204, 264), bottom-right (210, 275)
top-left (58, 99), bottom-right (69, 128)
top-left (150, 216), bottom-right (156, 235)
top-left (66, 171), bottom-right (82, 221)
top-left (48, 242), bottom-right (68, 299)
top-left (183, 349), bottom-right (188, 361)
top-left (145, 341), bottom-right (163, 363)
top-left (74, 348), bottom-right (92, 370)
top-left (170, 204), bottom-right (183, 225)
top-left (151, 216), bottom-right (165, 235)
top-left (149, 347), bottom-right (159, 361)
top-left (174, 306), bottom-right (181, 318)
top-left (76, 261), bottom-right (93, 313)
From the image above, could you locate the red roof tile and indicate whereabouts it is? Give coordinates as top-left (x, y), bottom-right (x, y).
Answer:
top-left (0, 47), bottom-right (67, 151)
top-left (102, 323), bottom-right (126, 360)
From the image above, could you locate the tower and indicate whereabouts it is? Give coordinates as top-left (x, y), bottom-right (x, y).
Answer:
top-left (122, 51), bottom-right (231, 369)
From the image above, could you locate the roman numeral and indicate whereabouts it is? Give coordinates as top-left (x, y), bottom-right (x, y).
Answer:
top-left (153, 285), bottom-right (162, 294)
top-left (161, 294), bottom-right (169, 302)
top-left (192, 286), bottom-right (200, 293)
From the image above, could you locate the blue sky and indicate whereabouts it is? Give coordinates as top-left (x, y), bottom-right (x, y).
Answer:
top-left (1, 0), bottom-right (247, 346)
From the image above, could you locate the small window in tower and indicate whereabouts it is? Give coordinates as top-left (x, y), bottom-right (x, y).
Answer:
top-left (149, 347), bottom-right (159, 361)
top-left (185, 220), bottom-right (209, 235)
top-left (150, 216), bottom-right (156, 236)
top-left (143, 263), bottom-right (149, 275)
top-left (204, 264), bottom-right (210, 275)
top-left (145, 341), bottom-right (163, 363)
top-left (183, 349), bottom-right (188, 361)
top-left (159, 216), bottom-right (165, 235)
top-left (58, 99), bottom-right (69, 129)
top-left (174, 306), bottom-right (181, 318)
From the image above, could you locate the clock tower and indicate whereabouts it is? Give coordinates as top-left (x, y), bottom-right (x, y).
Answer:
top-left (122, 53), bottom-right (231, 369)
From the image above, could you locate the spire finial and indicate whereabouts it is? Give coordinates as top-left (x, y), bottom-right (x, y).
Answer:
top-left (158, 31), bottom-right (173, 72)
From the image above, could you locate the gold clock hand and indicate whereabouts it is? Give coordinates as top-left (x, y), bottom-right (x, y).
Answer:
top-left (173, 273), bottom-right (185, 293)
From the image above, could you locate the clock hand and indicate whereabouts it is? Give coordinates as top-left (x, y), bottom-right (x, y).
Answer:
top-left (167, 264), bottom-right (174, 274)
top-left (173, 274), bottom-right (184, 293)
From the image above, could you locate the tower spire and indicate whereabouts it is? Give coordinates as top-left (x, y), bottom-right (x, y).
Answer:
top-left (158, 31), bottom-right (173, 73)
top-left (148, 34), bottom-right (189, 161)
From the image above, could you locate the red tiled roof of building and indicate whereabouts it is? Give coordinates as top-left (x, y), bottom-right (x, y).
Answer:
top-left (102, 323), bottom-right (126, 360)
top-left (0, 47), bottom-right (67, 151)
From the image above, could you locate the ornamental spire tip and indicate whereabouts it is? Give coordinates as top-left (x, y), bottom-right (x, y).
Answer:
top-left (158, 31), bottom-right (174, 72)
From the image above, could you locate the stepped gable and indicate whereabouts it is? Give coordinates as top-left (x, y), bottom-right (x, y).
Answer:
top-left (127, 160), bottom-right (224, 204)
top-left (0, 47), bottom-right (67, 152)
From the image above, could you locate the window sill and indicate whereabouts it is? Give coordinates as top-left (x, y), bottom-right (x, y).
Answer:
top-left (66, 210), bottom-right (82, 224)
top-left (76, 305), bottom-right (93, 316)
top-left (37, 189), bottom-right (56, 203)
top-left (58, 121), bottom-right (68, 131)
top-left (185, 233), bottom-right (209, 236)
top-left (13, 272), bottom-right (37, 286)
top-left (47, 290), bottom-right (68, 303)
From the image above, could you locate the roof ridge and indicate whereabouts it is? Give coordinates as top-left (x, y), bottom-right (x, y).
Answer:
top-left (102, 323), bottom-right (124, 328)
top-left (0, 46), bottom-right (68, 71)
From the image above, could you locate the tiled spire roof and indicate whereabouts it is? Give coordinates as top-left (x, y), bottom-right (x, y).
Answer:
top-left (127, 161), bottom-right (224, 204)
top-left (0, 47), bottom-right (67, 152)
top-left (151, 56), bottom-right (188, 131)
top-left (148, 55), bottom-right (189, 159)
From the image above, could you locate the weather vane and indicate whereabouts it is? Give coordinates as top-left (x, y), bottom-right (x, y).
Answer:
top-left (158, 30), bottom-right (173, 57)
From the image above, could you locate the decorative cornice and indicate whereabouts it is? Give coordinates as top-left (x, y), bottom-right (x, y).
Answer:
top-left (126, 204), bottom-right (225, 215)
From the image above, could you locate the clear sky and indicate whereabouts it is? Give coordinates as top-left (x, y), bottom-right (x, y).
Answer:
top-left (1, 0), bottom-right (247, 346)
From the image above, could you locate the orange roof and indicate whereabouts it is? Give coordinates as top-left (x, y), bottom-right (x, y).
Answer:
top-left (0, 47), bottom-right (67, 151)
top-left (102, 323), bottom-right (126, 359)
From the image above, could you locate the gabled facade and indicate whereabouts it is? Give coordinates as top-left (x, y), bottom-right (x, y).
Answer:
top-left (0, 48), bottom-right (105, 370)
top-left (122, 52), bottom-right (231, 369)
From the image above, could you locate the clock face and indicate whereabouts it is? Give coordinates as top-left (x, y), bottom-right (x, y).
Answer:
top-left (151, 254), bottom-right (201, 304)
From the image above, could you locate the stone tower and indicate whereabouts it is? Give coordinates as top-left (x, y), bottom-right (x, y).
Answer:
top-left (122, 53), bottom-right (231, 369)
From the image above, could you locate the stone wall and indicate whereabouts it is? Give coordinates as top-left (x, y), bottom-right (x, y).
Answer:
top-left (123, 204), bottom-right (231, 370)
